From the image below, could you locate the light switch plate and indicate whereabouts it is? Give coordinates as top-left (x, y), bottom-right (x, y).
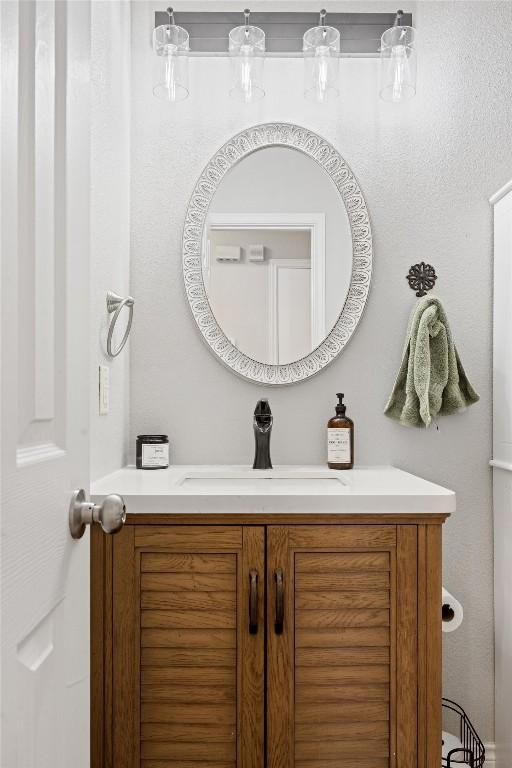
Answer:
top-left (99, 365), bottom-right (109, 415)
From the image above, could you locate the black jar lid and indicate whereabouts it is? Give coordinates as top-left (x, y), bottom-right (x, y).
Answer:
top-left (137, 434), bottom-right (169, 442)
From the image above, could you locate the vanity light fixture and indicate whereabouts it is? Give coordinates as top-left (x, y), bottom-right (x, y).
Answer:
top-left (303, 9), bottom-right (340, 103)
top-left (152, 7), bottom-right (190, 101)
top-left (379, 9), bottom-right (417, 102)
top-left (229, 9), bottom-right (266, 103)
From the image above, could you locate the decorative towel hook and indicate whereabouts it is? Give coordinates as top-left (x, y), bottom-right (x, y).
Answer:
top-left (406, 262), bottom-right (437, 297)
top-left (106, 291), bottom-right (134, 358)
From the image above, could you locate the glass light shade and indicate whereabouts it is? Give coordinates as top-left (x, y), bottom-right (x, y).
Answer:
top-left (379, 25), bottom-right (417, 102)
top-left (303, 25), bottom-right (340, 103)
top-left (153, 23), bottom-right (190, 102)
top-left (229, 24), bottom-right (265, 103)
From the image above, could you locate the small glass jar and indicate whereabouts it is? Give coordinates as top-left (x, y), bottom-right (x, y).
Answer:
top-left (136, 435), bottom-right (169, 470)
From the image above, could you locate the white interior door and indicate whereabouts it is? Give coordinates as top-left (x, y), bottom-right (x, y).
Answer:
top-left (1, 2), bottom-right (92, 766)
top-left (269, 260), bottom-right (312, 364)
top-left (277, 265), bottom-right (311, 363)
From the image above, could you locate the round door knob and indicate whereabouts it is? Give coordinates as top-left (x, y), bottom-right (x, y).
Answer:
top-left (97, 493), bottom-right (127, 534)
top-left (69, 489), bottom-right (127, 539)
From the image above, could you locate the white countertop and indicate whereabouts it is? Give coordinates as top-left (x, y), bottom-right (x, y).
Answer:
top-left (91, 465), bottom-right (455, 515)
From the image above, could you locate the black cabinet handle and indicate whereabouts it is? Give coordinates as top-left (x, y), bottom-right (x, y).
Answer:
top-left (249, 569), bottom-right (259, 634)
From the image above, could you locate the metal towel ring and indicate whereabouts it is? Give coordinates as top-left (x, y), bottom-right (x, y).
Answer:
top-left (106, 291), bottom-right (134, 358)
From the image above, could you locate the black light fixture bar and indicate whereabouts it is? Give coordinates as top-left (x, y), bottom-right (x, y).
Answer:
top-left (154, 10), bottom-right (413, 55)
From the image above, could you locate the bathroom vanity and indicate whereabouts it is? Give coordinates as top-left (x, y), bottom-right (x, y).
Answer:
top-left (90, 466), bottom-right (454, 768)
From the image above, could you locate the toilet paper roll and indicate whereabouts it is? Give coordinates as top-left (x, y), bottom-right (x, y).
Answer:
top-left (442, 587), bottom-right (463, 633)
top-left (442, 731), bottom-right (470, 765)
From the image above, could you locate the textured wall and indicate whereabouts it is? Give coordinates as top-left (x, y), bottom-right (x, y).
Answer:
top-left (90, 1), bottom-right (131, 480)
top-left (130, 0), bottom-right (512, 739)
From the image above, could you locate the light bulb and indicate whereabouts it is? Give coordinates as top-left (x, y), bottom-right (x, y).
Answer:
top-left (391, 44), bottom-right (407, 102)
top-left (315, 46), bottom-right (330, 101)
top-left (239, 44), bottom-right (254, 100)
top-left (164, 44), bottom-right (178, 100)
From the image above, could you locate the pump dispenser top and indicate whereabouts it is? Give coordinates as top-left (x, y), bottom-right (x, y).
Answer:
top-left (335, 393), bottom-right (346, 416)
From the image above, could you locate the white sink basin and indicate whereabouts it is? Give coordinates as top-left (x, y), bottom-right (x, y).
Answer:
top-left (177, 468), bottom-right (348, 493)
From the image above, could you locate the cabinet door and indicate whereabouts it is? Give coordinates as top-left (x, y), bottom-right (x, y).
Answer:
top-left (111, 525), bottom-right (265, 768)
top-left (267, 524), bottom-right (437, 768)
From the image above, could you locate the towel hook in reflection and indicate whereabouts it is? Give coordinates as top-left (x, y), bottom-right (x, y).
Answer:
top-left (106, 291), bottom-right (134, 357)
top-left (406, 262), bottom-right (437, 298)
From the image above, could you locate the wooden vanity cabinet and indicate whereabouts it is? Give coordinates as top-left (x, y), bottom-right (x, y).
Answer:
top-left (91, 516), bottom-right (444, 768)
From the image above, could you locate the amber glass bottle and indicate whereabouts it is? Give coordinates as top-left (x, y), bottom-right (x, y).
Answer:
top-left (327, 393), bottom-right (354, 470)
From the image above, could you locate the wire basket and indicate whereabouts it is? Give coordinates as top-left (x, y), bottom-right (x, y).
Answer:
top-left (442, 698), bottom-right (485, 768)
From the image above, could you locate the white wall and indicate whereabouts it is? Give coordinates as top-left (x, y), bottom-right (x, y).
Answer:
top-left (130, 0), bottom-right (512, 740)
top-left (90, 0), bottom-right (131, 481)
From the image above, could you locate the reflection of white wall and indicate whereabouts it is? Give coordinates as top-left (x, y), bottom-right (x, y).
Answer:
top-left (208, 229), bottom-right (311, 363)
top-left (210, 147), bottom-right (350, 332)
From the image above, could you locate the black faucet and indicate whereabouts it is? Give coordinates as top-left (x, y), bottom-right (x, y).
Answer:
top-left (253, 399), bottom-right (273, 470)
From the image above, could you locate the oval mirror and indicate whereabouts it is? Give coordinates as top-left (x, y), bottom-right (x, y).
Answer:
top-left (183, 123), bottom-right (372, 385)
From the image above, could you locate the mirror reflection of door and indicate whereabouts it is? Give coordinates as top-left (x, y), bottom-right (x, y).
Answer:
top-left (270, 257), bottom-right (312, 364)
top-left (202, 146), bottom-right (352, 367)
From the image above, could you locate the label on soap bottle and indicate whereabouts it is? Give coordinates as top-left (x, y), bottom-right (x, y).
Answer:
top-left (327, 428), bottom-right (351, 464)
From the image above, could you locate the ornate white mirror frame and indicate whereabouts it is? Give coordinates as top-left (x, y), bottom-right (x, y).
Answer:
top-left (182, 122), bottom-right (373, 385)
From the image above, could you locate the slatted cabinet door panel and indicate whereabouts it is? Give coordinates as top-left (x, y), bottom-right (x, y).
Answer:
top-left (111, 525), bottom-right (265, 768)
top-left (267, 525), bottom-right (419, 768)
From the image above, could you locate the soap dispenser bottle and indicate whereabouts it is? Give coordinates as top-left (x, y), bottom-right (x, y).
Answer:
top-left (327, 393), bottom-right (354, 470)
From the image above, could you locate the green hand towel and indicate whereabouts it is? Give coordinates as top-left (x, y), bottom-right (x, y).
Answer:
top-left (384, 295), bottom-right (479, 428)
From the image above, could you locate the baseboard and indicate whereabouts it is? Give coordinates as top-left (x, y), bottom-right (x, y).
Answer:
top-left (485, 742), bottom-right (496, 768)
